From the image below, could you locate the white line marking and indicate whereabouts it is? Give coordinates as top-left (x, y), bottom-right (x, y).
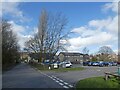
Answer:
top-left (59, 80), bottom-right (63, 82)
top-left (56, 78), bottom-right (60, 80)
top-left (59, 83), bottom-right (64, 86)
top-left (68, 85), bottom-right (73, 88)
top-left (55, 80), bottom-right (59, 83)
top-left (52, 79), bottom-right (55, 81)
top-left (53, 76), bottom-right (56, 78)
top-left (52, 75), bottom-right (56, 78)
top-left (63, 86), bottom-right (69, 88)
top-left (64, 82), bottom-right (68, 85)
top-left (48, 76), bottom-right (51, 78)
top-left (50, 77), bottom-right (53, 79)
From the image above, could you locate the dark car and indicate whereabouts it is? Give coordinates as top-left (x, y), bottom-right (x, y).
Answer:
top-left (83, 61), bottom-right (90, 66)
top-left (117, 62), bottom-right (120, 65)
top-left (83, 62), bottom-right (88, 66)
top-left (98, 61), bottom-right (104, 67)
top-left (102, 62), bottom-right (109, 66)
top-left (88, 62), bottom-right (93, 66)
top-left (110, 62), bottom-right (117, 66)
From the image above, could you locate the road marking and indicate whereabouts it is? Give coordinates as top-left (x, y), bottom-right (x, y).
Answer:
top-left (48, 76), bottom-right (50, 78)
top-left (63, 86), bottom-right (69, 88)
top-left (55, 80), bottom-right (59, 83)
top-left (45, 74), bottom-right (73, 88)
top-left (68, 85), bottom-right (73, 88)
top-left (59, 79), bottom-right (63, 82)
top-left (59, 83), bottom-right (64, 86)
top-left (52, 79), bottom-right (55, 81)
top-left (50, 77), bottom-right (53, 79)
top-left (56, 78), bottom-right (60, 80)
top-left (64, 82), bottom-right (68, 85)
top-left (52, 75), bottom-right (56, 78)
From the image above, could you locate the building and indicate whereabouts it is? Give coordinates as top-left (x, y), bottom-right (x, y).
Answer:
top-left (58, 52), bottom-right (89, 64)
top-left (20, 52), bottom-right (29, 60)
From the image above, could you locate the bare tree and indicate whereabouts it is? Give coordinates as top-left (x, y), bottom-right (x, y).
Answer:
top-left (98, 46), bottom-right (114, 61)
top-left (82, 47), bottom-right (89, 54)
top-left (82, 47), bottom-right (89, 61)
top-left (25, 9), bottom-right (68, 62)
top-left (2, 20), bottom-right (20, 70)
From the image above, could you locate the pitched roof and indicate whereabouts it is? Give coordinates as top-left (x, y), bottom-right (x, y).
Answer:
top-left (59, 52), bottom-right (84, 56)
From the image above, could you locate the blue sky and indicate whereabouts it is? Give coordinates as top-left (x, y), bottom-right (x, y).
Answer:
top-left (2, 2), bottom-right (118, 54)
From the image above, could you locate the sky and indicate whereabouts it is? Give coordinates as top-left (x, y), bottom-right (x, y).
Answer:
top-left (1, 1), bottom-right (118, 54)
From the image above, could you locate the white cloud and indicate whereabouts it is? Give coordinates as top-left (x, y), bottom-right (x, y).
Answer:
top-left (102, 2), bottom-right (118, 13)
top-left (68, 32), bottom-right (112, 47)
top-left (2, 2), bottom-right (30, 23)
top-left (8, 21), bottom-right (25, 33)
top-left (8, 21), bottom-right (33, 49)
top-left (89, 16), bottom-right (118, 34)
top-left (17, 33), bottom-right (33, 49)
top-left (64, 2), bottom-right (118, 53)
top-left (2, 0), bottom-right (23, 2)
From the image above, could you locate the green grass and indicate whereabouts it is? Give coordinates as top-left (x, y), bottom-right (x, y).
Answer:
top-left (30, 63), bottom-right (84, 72)
top-left (52, 67), bottom-right (84, 72)
top-left (76, 76), bottom-right (120, 89)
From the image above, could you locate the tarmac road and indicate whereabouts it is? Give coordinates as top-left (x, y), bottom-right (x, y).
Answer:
top-left (43, 65), bottom-right (118, 86)
top-left (2, 63), bottom-right (118, 88)
top-left (2, 63), bottom-right (68, 88)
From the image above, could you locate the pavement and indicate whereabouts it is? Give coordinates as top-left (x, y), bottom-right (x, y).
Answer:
top-left (2, 63), bottom-right (118, 88)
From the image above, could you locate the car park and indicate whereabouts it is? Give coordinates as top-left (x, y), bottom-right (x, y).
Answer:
top-left (83, 61), bottom-right (117, 67)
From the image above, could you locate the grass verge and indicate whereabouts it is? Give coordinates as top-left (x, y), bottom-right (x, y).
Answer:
top-left (76, 76), bottom-right (120, 89)
top-left (30, 63), bottom-right (84, 72)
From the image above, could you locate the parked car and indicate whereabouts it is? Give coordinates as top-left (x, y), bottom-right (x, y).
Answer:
top-left (98, 61), bottom-right (104, 67)
top-left (59, 61), bottom-right (72, 68)
top-left (88, 62), bottom-right (94, 66)
top-left (83, 61), bottom-right (89, 66)
top-left (51, 62), bottom-right (59, 69)
top-left (110, 62), bottom-right (117, 66)
top-left (65, 62), bottom-right (72, 68)
top-left (117, 62), bottom-right (120, 65)
top-left (92, 62), bottom-right (99, 66)
top-left (102, 62), bottom-right (109, 66)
